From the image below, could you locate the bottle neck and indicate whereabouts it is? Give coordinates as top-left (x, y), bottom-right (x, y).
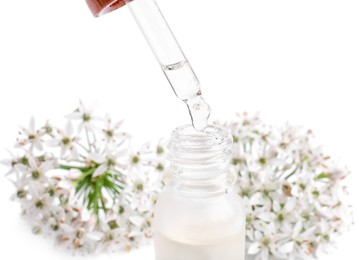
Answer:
top-left (167, 125), bottom-right (235, 197)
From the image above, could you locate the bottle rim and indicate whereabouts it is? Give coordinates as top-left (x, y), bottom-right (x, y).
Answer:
top-left (167, 125), bottom-right (234, 196)
top-left (168, 125), bottom-right (232, 154)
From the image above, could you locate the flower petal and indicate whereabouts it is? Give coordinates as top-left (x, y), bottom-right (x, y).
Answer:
top-left (248, 242), bottom-right (262, 255)
top-left (93, 164), bottom-right (107, 178)
top-left (280, 241), bottom-right (294, 254)
top-left (129, 216), bottom-right (145, 227)
top-left (89, 153), bottom-right (105, 164)
top-left (257, 212), bottom-right (275, 222)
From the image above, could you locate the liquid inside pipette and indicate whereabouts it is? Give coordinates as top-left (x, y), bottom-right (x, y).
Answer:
top-left (162, 60), bottom-right (211, 131)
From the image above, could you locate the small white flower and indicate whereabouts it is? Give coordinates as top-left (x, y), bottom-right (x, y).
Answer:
top-left (279, 221), bottom-right (316, 259)
top-left (89, 147), bottom-right (127, 178)
top-left (66, 101), bottom-right (99, 133)
top-left (101, 115), bottom-right (130, 143)
top-left (48, 120), bottom-right (79, 159)
top-left (16, 117), bottom-right (44, 151)
top-left (16, 155), bottom-right (55, 182)
top-left (8, 173), bottom-right (29, 200)
top-left (247, 224), bottom-right (283, 260)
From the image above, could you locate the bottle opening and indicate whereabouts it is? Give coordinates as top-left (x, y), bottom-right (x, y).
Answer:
top-left (167, 125), bottom-right (235, 196)
top-left (169, 125), bottom-right (232, 152)
top-left (168, 125), bottom-right (233, 180)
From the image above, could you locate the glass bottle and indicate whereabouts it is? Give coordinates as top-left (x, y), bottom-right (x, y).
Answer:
top-left (154, 125), bottom-right (246, 260)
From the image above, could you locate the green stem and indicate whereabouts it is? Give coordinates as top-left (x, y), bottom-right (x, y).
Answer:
top-left (284, 167), bottom-right (298, 180)
top-left (75, 141), bottom-right (91, 153)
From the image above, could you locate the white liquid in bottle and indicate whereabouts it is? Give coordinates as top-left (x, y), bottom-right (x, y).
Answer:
top-left (155, 227), bottom-right (245, 260)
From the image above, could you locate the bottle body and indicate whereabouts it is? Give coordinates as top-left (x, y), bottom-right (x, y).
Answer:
top-left (154, 189), bottom-right (245, 260)
top-left (154, 125), bottom-right (245, 260)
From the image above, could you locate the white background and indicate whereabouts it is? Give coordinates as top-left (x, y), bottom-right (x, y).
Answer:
top-left (0, 0), bottom-right (358, 259)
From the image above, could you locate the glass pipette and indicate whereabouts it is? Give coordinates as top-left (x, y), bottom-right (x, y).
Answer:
top-left (85, 0), bottom-right (211, 131)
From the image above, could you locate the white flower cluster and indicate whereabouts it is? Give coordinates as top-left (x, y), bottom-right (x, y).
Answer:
top-left (221, 112), bottom-right (352, 260)
top-left (2, 102), bottom-right (165, 254)
top-left (3, 105), bottom-right (351, 258)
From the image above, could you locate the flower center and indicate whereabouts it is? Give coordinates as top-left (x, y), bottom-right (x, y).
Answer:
top-left (62, 137), bottom-right (71, 145)
top-left (32, 171), bottom-right (40, 180)
top-left (83, 113), bottom-right (91, 122)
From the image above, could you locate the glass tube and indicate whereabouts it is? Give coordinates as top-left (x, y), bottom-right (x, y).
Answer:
top-left (124, 0), bottom-right (185, 66)
top-left (86, 0), bottom-right (211, 130)
top-left (124, 0), bottom-right (211, 131)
